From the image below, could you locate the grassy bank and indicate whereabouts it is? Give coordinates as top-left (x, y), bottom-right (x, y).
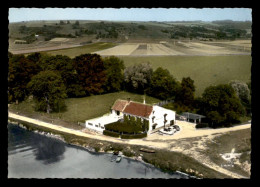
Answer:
top-left (8, 118), bottom-right (231, 179)
top-left (204, 129), bottom-right (251, 177)
top-left (9, 91), bottom-right (160, 124)
top-left (119, 55), bottom-right (251, 96)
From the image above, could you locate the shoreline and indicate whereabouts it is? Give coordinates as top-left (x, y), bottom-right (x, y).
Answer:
top-left (8, 112), bottom-right (249, 178)
top-left (7, 121), bottom-right (191, 179)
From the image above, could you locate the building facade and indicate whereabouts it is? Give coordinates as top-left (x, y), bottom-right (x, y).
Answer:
top-left (85, 99), bottom-right (176, 135)
top-left (111, 99), bottom-right (176, 134)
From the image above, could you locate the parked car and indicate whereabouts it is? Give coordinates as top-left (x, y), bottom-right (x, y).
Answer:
top-left (173, 125), bottom-right (180, 131)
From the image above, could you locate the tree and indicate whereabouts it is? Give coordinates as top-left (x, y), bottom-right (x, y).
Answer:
top-left (38, 54), bottom-right (85, 97)
top-left (102, 56), bottom-right (125, 93)
top-left (124, 62), bottom-right (153, 94)
top-left (27, 71), bottom-right (67, 113)
top-left (73, 54), bottom-right (106, 95)
top-left (229, 80), bottom-right (251, 115)
top-left (200, 84), bottom-right (245, 127)
top-left (26, 52), bottom-right (42, 64)
top-left (176, 77), bottom-right (195, 108)
top-left (8, 51), bottom-right (13, 59)
top-left (147, 67), bottom-right (179, 100)
top-left (60, 20), bottom-right (65, 25)
top-left (8, 54), bottom-right (41, 104)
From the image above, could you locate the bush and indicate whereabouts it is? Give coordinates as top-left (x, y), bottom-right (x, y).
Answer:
top-left (103, 130), bottom-right (120, 138)
top-left (195, 123), bottom-right (209, 129)
top-left (121, 133), bottom-right (147, 139)
top-left (122, 150), bottom-right (135, 157)
top-left (105, 121), bottom-right (144, 134)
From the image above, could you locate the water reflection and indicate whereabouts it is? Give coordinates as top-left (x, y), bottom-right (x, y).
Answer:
top-left (31, 135), bottom-right (65, 164)
top-left (8, 124), bottom-right (65, 165)
top-left (8, 123), bottom-right (187, 179)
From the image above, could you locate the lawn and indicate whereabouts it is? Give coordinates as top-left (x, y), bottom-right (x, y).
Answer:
top-left (9, 91), bottom-right (160, 123)
top-left (42, 42), bottom-right (118, 58)
top-left (119, 55), bottom-right (251, 96)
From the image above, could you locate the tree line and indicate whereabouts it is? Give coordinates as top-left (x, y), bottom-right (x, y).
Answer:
top-left (8, 51), bottom-right (251, 127)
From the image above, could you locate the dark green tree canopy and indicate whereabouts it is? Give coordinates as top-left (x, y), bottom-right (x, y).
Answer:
top-left (147, 67), bottom-right (179, 100)
top-left (27, 70), bottom-right (67, 113)
top-left (37, 54), bottom-right (85, 97)
top-left (26, 52), bottom-right (42, 63)
top-left (8, 54), bottom-right (41, 103)
top-left (103, 56), bottom-right (125, 93)
top-left (73, 53), bottom-right (106, 95)
top-left (200, 84), bottom-right (245, 127)
top-left (176, 77), bottom-right (196, 107)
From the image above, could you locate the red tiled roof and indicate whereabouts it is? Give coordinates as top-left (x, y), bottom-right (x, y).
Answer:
top-left (111, 99), bottom-right (129, 112)
top-left (123, 101), bottom-right (153, 118)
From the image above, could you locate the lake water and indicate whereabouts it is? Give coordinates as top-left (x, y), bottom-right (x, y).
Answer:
top-left (8, 123), bottom-right (188, 179)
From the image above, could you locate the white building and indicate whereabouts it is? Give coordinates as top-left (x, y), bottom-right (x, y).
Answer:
top-left (111, 99), bottom-right (176, 135)
top-left (85, 113), bottom-right (121, 133)
top-left (85, 99), bottom-right (176, 135)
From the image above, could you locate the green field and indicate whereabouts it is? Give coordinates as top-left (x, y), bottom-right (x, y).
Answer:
top-left (119, 55), bottom-right (251, 96)
top-left (9, 91), bottom-right (160, 123)
top-left (42, 42), bottom-right (118, 58)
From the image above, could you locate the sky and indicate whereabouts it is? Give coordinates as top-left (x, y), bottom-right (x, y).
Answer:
top-left (8, 8), bottom-right (252, 23)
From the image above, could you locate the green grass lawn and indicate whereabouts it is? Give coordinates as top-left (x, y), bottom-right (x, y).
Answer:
top-left (9, 91), bottom-right (160, 123)
top-left (119, 55), bottom-right (251, 96)
top-left (41, 42), bottom-right (118, 58)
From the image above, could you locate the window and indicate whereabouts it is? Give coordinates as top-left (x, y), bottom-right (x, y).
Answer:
top-left (95, 125), bottom-right (98, 127)
top-left (152, 116), bottom-right (155, 123)
top-left (116, 111), bottom-right (120, 116)
top-left (88, 123), bottom-right (93, 126)
top-left (101, 126), bottom-right (104, 129)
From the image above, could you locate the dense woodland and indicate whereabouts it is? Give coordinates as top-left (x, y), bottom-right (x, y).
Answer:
top-left (8, 51), bottom-right (251, 128)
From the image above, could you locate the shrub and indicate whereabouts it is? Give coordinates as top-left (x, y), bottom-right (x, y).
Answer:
top-left (195, 123), bottom-right (209, 129)
top-left (103, 130), bottom-right (120, 138)
top-left (122, 150), bottom-right (135, 157)
top-left (105, 121), bottom-right (144, 134)
top-left (121, 133), bottom-right (147, 139)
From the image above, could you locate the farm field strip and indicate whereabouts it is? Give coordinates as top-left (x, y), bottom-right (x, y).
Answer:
top-left (94, 43), bottom-right (140, 56)
top-left (153, 44), bottom-right (185, 55)
top-left (10, 44), bottom-right (82, 55)
top-left (201, 42), bottom-right (251, 52)
top-left (94, 42), bottom-right (250, 56)
top-left (174, 42), bottom-right (249, 55)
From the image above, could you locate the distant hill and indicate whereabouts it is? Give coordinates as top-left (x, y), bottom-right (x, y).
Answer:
top-left (211, 20), bottom-right (252, 30)
top-left (9, 20), bottom-right (252, 44)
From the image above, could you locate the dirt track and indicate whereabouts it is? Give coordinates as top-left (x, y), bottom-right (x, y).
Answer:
top-left (8, 111), bottom-right (250, 178)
